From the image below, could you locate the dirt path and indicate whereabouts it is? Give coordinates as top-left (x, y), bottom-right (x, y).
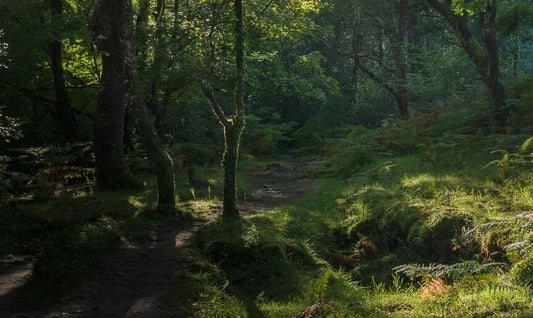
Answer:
top-left (238, 159), bottom-right (321, 214)
top-left (0, 159), bottom-right (320, 318)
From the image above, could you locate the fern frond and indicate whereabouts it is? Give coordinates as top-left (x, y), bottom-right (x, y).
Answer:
top-left (463, 221), bottom-right (511, 237)
top-left (394, 261), bottom-right (506, 280)
top-left (503, 241), bottom-right (529, 251)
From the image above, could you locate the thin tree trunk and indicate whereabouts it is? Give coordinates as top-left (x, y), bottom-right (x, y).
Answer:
top-left (395, 0), bottom-right (409, 119)
top-left (222, 122), bottom-right (243, 216)
top-left (350, 3), bottom-right (363, 110)
top-left (47, 0), bottom-right (80, 142)
top-left (200, 0), bottom-right (245, 218)
top-left (226, 0), bottom-right (245, 217)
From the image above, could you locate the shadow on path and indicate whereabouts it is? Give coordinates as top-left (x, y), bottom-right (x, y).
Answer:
top-left (3, 158), bottom-right (321, 317)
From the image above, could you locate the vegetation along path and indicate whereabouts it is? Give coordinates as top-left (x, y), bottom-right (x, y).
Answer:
top-left (3, 159), bottom-right (319, 318)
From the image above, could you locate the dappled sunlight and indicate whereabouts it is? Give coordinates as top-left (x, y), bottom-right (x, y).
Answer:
top-left (1, 0), bottom-right (533, 315)
top-left (401, 173), bottom-right (436, 188)
top-left (128, 195), bottom-right (146, 210)
top-left (181, 199), bottom-right (222, 217)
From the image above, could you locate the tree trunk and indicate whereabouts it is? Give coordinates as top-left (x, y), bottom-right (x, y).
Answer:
top-left (47, 0), bottom-right (80, 142)
top-left (484, 0), bottom-right (508, 126)
top-left (394, 89), bottom-right (409, 119)
top-left (395, 0), bottom-right (409, 119)
top-left (349, 3), bottom-right (363, 110)
top-left (222, 121), bottom-right (243, 216)
top-left (200, 0), bottom-right (245, 218)
top-left (426, 0), bottom-right (508, 126)
top-left (121, 0), bottom-right (176, 213)
top-left (91, 0), bottom-right (176, 212)
top-left (90, 0), bottom-right (138, 189)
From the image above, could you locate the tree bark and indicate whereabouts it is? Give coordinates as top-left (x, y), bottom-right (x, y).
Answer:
top-left (91, 0), bottom-right (176, 213)
top-left (200, 0), bottom-right (245, 218)
top-left (90, 0), bottom-right (138, 189)
top-left (394, 0), bottom-right (409, 119)
top-left (122, 0), bottom-right (176, 213)
top-left (222, 121), bottom-right (243, 216)
top-left (349, 3), bottom-right (363, 110)
top-left (484, 0), bottom-right (507, 125)
top-left (47, 0), bottom-right (80, 142)
top-left (425, 0), bottom-right (508, 126)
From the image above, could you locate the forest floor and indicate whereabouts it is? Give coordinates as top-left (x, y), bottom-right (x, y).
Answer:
top-left (0, 158), bottom-right (321, 318)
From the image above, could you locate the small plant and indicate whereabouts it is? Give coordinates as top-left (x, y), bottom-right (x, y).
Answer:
top-left (393, 261), bottom-right (506, 282)
top-left (486, 136), bottom-right (533, 178)
top-left (327, 125), bottom-right (383, 177)
top-left (510, 253), bottom-right (533, 287)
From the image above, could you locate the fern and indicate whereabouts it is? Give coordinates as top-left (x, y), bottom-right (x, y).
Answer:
top-left (393, 261), bottom-right (506, 281)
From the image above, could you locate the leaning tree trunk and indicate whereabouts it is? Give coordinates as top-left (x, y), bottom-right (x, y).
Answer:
top-left (91, 0), bottom-right (176, 213)
top-left (48, 0), bottom-right (80, 142)
top-left (123, 43), bottom-right (176, 214)
top-left (121, 0), bottom-right (175, 213)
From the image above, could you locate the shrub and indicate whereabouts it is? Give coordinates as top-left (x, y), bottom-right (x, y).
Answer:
top-left (191, 218), bottom-right (315, 298)
top-left (374, 118), bottom-right (419, 154)
top-left (328, 126), bottom-right (383, 177)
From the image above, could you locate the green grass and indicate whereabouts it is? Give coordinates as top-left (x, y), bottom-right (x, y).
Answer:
top-left (3, 132), bottom-right (533, 315)
top-left (174, 163), bottom-right (253, 201)
top-left (169, 132), bottom-right (533, 316)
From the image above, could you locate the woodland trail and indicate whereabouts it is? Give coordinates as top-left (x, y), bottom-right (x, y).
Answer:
top-left (0, 159), bottom-right (320, 318)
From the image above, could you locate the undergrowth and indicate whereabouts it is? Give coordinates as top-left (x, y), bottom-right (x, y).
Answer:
top-left (3, 98), bottom-right (533, 315)
top-left (172, 108), bottom-right (533, 316)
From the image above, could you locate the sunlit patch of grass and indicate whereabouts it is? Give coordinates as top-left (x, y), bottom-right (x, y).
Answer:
top-left (334, 268), bottom-right (512, 316)
top-left (180, 199), bottom-right (221, 218)
top-left (174, 164), bottom-right (252, 201)
top-left (357, 275), bottom-right (533, 317)
top-left (128, 194), bottom-right (146, 210)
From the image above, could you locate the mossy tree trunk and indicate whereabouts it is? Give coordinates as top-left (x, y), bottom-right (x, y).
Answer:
top-left (222, 117), bottom-right (244, 217)
top-left (91, 0), bottom-right (176, 213)
top-left (200, 0), bottom-right (245, 218)
top-left (199, 85), bottom-right (245, 218)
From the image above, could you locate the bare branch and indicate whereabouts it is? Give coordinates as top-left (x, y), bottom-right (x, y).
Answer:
top-left (358, 63), bottom-right (396, 96)
top-left (199, 80), bottom-right (229, 127)
top-left (319, 39), bottom-right (396, 73)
